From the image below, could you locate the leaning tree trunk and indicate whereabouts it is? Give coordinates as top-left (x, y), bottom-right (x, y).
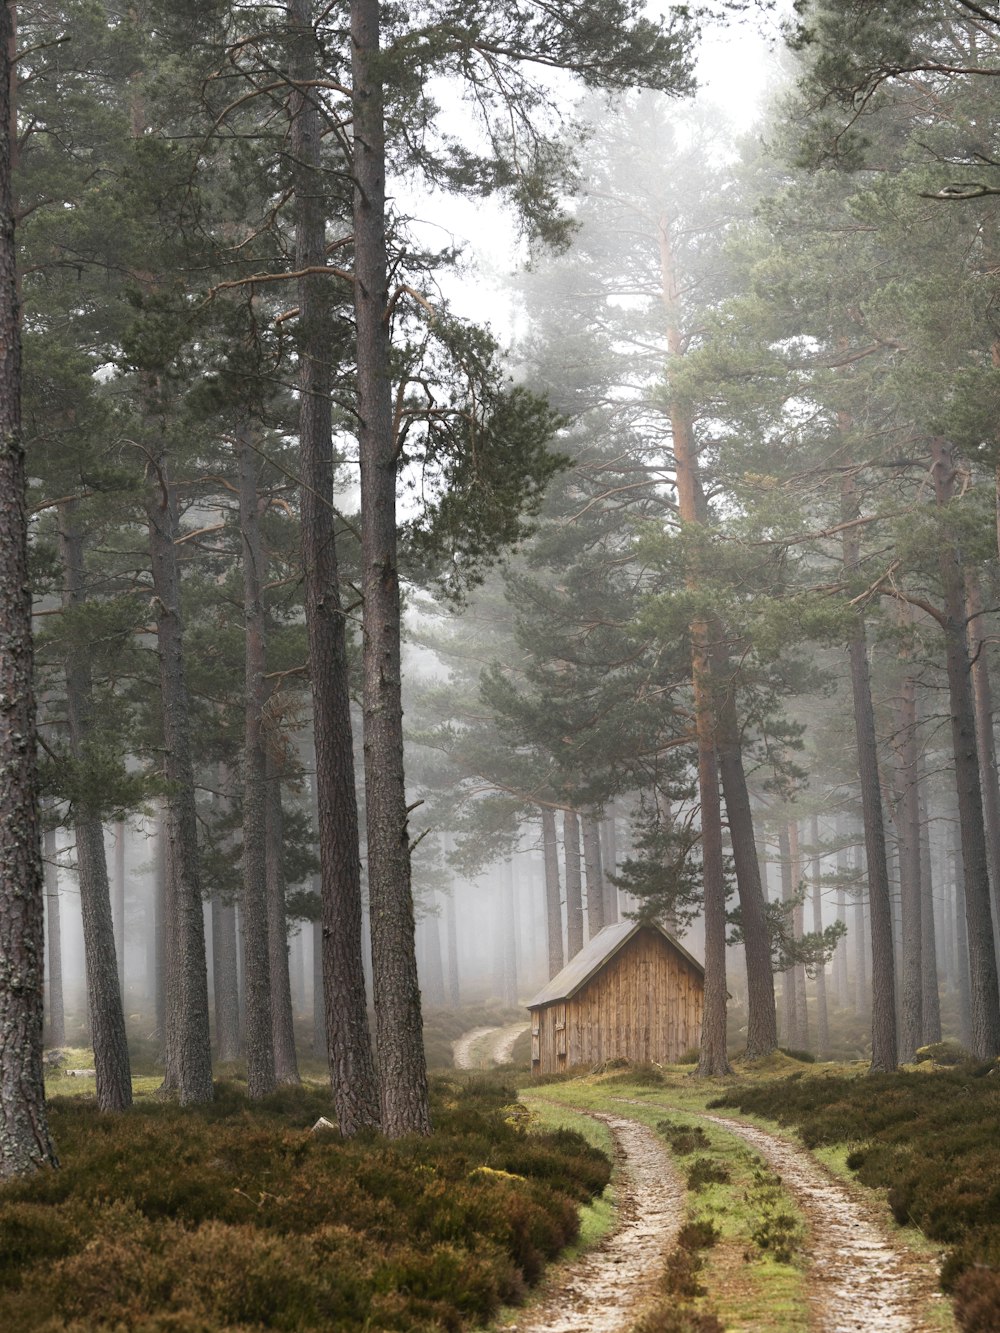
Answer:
top-left (541, 807), bottom-right (564, 979)
top-left (237, 424), bottom-right (275, 1099)
top-left (715, 661), bottom-right (778, 1059)
top-left (351, 0), bottom-right (430, 1136)
top-left (58, 502), bottom-right (132, 1113)
top-left (289, 0), bottom-right (379, 1135)
top-left (931, 438), bottom-right (1000, 1060)
top-left (43, 827), bottom-right (65, 1049)
top-left (145, 454), bottom-right (214, 1105)
top-left (841, 468), bottom-right (897, 1072)
top-left (564, 809), bottom-right (584, 958)
top-left (659, 211), bottom-right (729, 1076)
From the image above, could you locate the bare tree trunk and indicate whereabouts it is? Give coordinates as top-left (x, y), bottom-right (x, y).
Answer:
top-left (601, 811), bottom-right (619, 924)
top-left (809, 816), bottom-right (829, 1059)
top-left (932, 438), bottom-right (1000, 1059)
top-left (953, 823), bottom-right (973, 1050)
top-left (419, 901), bottom-right (446, 1009)
top-left (43, 827), bottom-right (65, 1049)
top-left (892, 653), bottom-right (923, 1062)
top-left (833, 816), bottom-right (850, 1009)
top-left (152, 806), bottom-right (167, 1052)
top-left (918, 784), bottom-right (942, 1045)
top-left (778, 825), bottom-right (798, 1047)
top-left (541, 808), bottom-right (564, 979)
top-left (583, 813), bottom-right (605, 939)
top-left (312, 919), bottom-right (325, 1058)
top-left (659, 213), bottom-right (729, 1076)
top-left (145, 458), bottom-right (213, 1104)
top-left (289, 0), bottom-right (379, 1135)
top-left (501, 860), bottom-right (519, 1008)
top-left (842, 469), bottom-right (897, 1072)
top-left (853, 838), bottom-right (869, 1018)
top-left (266, 757), bottom-right (299, 1084)
top-left (966, 571), bottom-right (1000, 963)
top-left (445, 886), bottom-right (461, 1008)
top-left (212, 891), bottom-right (240, 1063)
top-left (351, 0), bottom-right (430, 1135)
top-left (113, 821), bottom-right (126, 1000)
top-left (237, 424), bottom-right (275, 1099)
top-left (789, 821), bottom-right (809, 1052)
top-left (564, 810), bottom-right (584, 959)
top-left (58, 503), bottom-right (132, 1113)
top-left (716, 681), bottom-right (777, 1058)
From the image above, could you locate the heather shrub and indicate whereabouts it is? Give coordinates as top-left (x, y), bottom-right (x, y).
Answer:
top-left (686, 1157), bottom-right (730, 1191)
top-left (0, 1078), bottom-right (606, 1330)
top-left (711, 1068), bottom-right (1000, 1302)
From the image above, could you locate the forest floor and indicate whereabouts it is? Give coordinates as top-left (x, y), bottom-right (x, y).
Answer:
top-left (489, 1073), bottom-right (957, 1333)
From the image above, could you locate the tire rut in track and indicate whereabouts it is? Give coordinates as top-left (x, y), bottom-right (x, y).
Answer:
top-left (617, 1097), bottom-right (948, 1332)
top-left (505, 1110), bottom-right (684, 1333)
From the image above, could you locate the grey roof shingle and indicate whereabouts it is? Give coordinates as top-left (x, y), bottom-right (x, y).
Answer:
top-left (526, 918), bottom-right (704, 1009)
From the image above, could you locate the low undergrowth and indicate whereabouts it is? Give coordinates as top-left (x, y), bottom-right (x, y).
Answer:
top-left (710, 1065), bottom-right (1000, 1331)
top-left (0, 1076), bottom-right (610, 1331)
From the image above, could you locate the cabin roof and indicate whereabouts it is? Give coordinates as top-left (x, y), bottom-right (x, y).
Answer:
top-left (527, 918), bottom-right (704, 1009)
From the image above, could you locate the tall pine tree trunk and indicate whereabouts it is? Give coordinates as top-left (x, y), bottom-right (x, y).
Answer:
top-left (113, 822), bottom-right (126, 999)
top-left (43, 827), bottom-right (65, 1049)
top-left (0, 0), bottom-right (56, 1178)
top-left (583, 814), bottom-right (605, 938)
top-left (788, 821), bottom-right (809, 1052)
top-left (931, 438), bottom-right (1000, 1059)
top-left (289, 0), bottom-right (379, 1135)
top-left (212, 891), bottom-right (240, 1063)
top-left (842, 469), bottom-right (897, 1071)
top-left (892, 636), bottom-right (923, 1062)
top-left (778, 824), bottom-right (798, 1046)
top-left (716, 670), bottom-right (777, 1058)
top-left (237, 424), bottom-right (275, 1098)
top-left (564, 810), bottom-right (584, 958)
top-left (917, 780), bottom-right (942, 1043)
top-left (541, 807), bottom-right (564, 979)
top-left (660, 213), bottom-right (729, 1076)
top-left (601, 811), bottom-right (619, 924)
top-left (145, 454), bottom-right (214, 1104)
top-left (58, 502), bottom-right (132, 1113)
top-left (265, 755), bottom-right (299, 1084)
top-left (351, 0), bottom-right (430, 1135)
top-left (965, 571), bottom-right (1000, 962)
top-left (809, 815), bottom-right (829, 1059)
top-left (501, 860), bottom-right (518, 1008)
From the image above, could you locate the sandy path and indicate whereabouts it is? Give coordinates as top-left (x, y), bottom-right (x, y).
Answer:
top-left (617, 1097), bottom-right (947, 1333)
top-left (453, 1027), bottom-right (502, 1069)
top-left (492, 1022), bottom-right (530, 1065)
top-left (506, 1110), bottom-right (684, 1333)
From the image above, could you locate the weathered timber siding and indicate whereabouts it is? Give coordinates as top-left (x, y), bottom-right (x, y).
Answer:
top-left (529, 927), bottom-right (703, 1074)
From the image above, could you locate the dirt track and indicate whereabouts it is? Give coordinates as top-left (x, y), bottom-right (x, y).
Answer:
top-left (699, 1109), bottom-right (948, 1332)
top-left (619, 1097), bottom-right (949, 1332)
top-left (453, 1023), bottom-right (529, 1069)
top-left (504, 1110), bottom-right (684, 1333)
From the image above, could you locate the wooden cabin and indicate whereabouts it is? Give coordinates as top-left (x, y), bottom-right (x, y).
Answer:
top-left (527, 919), bottom-right (704, 1075)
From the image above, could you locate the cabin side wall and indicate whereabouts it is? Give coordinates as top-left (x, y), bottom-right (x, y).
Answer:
top-left (530, 931), bottom-right (703, 1074)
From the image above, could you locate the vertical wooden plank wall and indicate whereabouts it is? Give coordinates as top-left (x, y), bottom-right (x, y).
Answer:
top-left (530, 929), bottom-right (703, 1073)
